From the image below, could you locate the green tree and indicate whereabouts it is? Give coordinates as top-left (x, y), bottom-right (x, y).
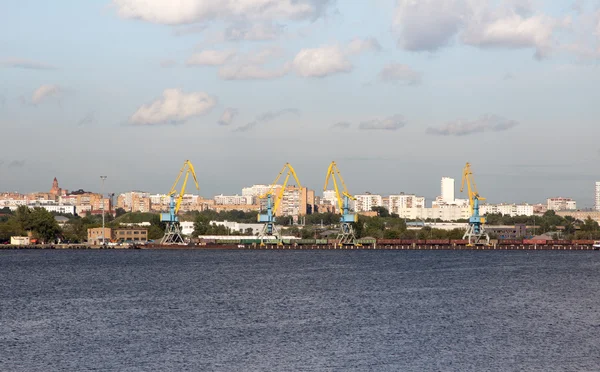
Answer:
top-left (371, 206), bottom-right (390, 218)
top-left (28, 208), bottom-right (60, 243)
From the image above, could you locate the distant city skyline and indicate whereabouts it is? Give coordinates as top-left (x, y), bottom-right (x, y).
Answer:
top-left (1, 1), bottom-right (599, 206)
top-left (1, 174), bottom-right (593, 209)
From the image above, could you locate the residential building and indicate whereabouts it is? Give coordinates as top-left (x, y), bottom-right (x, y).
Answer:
top-left (441, 177), bottom-right (455, 203)
top-left (385, 194), bottom-right (425, 215)
top-left (547, 197), bottom-right (576, 211)
top-left (354, 193), bottom-right (383, 212)
top-left (117, 191), bottom-right (151, 212)
top-left (214, 194), bottom-right (254, 205)
top-left (396, 206), bottom-right (470, 221)
top-left (596, 182), bottom-right (600, 211)
top-left (479, 204), bottom-right (534, 217)
top-left (322, 190), bottom-right (337, 210)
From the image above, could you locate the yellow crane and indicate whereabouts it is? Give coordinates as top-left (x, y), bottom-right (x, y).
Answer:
top-left (460, 162), bottom-right (489, 245)
top-left (160, 160), bottom-right (200, 244)
top-left (324, 161), bottom-right (357, 245)
top-left (258, 163), bottom-right (302, 243)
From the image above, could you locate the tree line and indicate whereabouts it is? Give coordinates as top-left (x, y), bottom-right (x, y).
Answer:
top-left (2, 206), bottom-right (599, 243)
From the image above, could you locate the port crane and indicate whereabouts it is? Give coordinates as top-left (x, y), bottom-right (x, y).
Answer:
top-left (324, 161), bottom-right (357, 246)
top-left (257, 162), bottom-right (302, 244)
top-left (160, 160), bottom-right (200, 244)
top-left (460, 162), bottom-right (490, 246)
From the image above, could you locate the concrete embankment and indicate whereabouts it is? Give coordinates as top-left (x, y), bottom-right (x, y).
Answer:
top-left (1, 244), bottom-right (597, 251)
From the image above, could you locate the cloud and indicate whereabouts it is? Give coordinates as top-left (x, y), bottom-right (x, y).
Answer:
top-left (77, 112), bottom-right (96, 127)
top-left (113, 0), bottom-right (333, 25)
top-left (219, 63), bottom-right (290, 80)
top-left (160, 59), bottom-right (177, 68)
top-left (331, 121), bottom-right (351, 129)
top-left (393, 0), bottom-right (567, 59)
top-left (224, 22), bottom-right (285, 41)
top-left (218, 108), bottom-right (238, 126)
top-left (31, 85), bottom-right (61, 104)
top-left (187, 50), bottom-right (236, 66)
top-left (378, 63), bottom-right (421, 85)
top-left (426, 114), bottom-right (519, 136)
top-left (394, 0), bottom-right (466, 51)
top-left (462, 13), bottom-right (566, 59)
top-left (359, 115), bottom-right (406, 131)
top-left (292, 45), bottom-right (352, 77)
top-left (346, 37), bottom-right (382, 55)
top-left (234, 108), bottom-right (299, 132)
top-left (218, 46), bottom-right (289, 80)
top-left (8, 160), bottom-right (26, 168)
top-left (0, 58), bottom-right (56, 70)
top-left (129, 88), bottom-right (216, 125)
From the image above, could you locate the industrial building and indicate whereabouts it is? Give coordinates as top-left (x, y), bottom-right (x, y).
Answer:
top-left (87, 227), bottom-right (148, 245)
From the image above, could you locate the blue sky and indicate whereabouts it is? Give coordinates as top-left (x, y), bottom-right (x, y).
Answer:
top-left (1, 0), bottom-right (599, 206)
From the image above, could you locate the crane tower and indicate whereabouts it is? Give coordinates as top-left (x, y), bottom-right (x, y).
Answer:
top-left (160, 160), bottom-right (199, 244)
top-left (324, 161), bottom-right (357, 246)
top-left (460, 162), bottom-right (490, 246)
top-left (257, 162), bottom-right (302, 245)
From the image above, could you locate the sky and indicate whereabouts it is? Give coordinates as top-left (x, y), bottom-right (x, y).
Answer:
top-left (0, 0), bottom-right (599, 206)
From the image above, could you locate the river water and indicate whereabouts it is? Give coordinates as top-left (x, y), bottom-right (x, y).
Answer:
top-left (1, 250), bottom-right (599, 371)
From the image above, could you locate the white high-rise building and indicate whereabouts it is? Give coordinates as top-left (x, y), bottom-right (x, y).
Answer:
top-left (596, 182), bottom-right (600, 211)
top-left (322, 190), bottom-right (337, 208)
top-left (354, 193), bottom-right (383, 212)
top-left (441, 177), bottom-right (455, 203)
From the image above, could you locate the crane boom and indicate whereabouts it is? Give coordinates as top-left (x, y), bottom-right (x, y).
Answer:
top-left (324, 161), bottom-right (355, 213)
top-left (460, 162), bottom-right (485, 216)
top-left (259, 162), bottom-right (302, 216)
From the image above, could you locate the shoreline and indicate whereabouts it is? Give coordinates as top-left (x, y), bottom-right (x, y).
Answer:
top-left (1, 244), bottom-right (598, 251)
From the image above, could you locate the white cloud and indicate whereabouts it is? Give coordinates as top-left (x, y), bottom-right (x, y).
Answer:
top-left (462, 13), bottom-right (565, 59)
top-left (359, 115), bottom-right (406, 131)
top-left (129, 88), bottom-right (216, 125)
top-left (346, 37), bottom-right (382, 55)
top-left (393, 0), bottom-right (568, 58)
top-left (219, 63), bottom-right (290, 80)
top-left (187, 50), bottom-right (237, 66)
top-left (0, 58), bottom-right (56, 70)
top-left (113, 0), bottom-right (332, 25)
top-left (217, 46), bottom-right (289, 80)
top-left (218, 108), bottom-right (238, 125)
top-left (378, 63), bottom-right (421, 85)
top-left (31, 85), bottom-right (61, 104)
top-left (426, 114), bottom-right (518, 136)
top-left (292, 45), bottom-right (352, 77)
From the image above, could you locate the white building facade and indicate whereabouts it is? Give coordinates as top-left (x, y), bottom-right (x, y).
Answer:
top-left (547, 197), bottom-right (576, 211)
top-left (354, 193), bottom-right (383, 212)
top-left (214, 194), bottom-right (254, 205)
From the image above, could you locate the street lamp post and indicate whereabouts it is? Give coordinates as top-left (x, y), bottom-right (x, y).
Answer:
top-left (100, 176), bottom-right (107, 245)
